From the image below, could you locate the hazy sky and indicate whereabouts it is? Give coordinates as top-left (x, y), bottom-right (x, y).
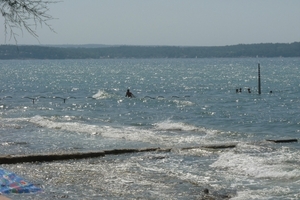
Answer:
top-left (1, 0), bottom-right (299, 46)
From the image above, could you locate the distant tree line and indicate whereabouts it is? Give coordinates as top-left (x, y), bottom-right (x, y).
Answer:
top-left (0, 42), bottom-right (299, 59)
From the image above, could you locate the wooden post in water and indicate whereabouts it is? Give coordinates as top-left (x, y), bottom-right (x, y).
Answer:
top-left (258, 63), bottom-right (261, 94)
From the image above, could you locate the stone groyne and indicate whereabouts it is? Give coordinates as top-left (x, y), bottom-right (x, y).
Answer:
top-left (0, 143), bottom-right (237, 164)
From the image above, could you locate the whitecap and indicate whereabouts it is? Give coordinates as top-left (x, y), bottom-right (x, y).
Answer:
top-left (210, 149), bottom-right (300, 179)
top-left (153, 120), bottom-right (203, 132)
top-left (92, 90), bottom-right (111, 99)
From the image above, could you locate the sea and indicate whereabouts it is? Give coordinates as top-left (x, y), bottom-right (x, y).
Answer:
top-left (0, 58), bottom-right (300, 199)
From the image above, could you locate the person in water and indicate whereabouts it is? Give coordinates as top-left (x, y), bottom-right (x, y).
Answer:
top-left (125, 89), bottom-right (135, 98)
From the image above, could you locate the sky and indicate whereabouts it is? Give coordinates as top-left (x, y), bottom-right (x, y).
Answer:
top-left (1, 0), bottom-right (300, 46)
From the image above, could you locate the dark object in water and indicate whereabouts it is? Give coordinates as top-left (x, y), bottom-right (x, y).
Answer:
top-left (125, 89), bottom-right (135, 98)
top-left (144, 96), bottom-right (155, 99)
top-left (204, 188), bottom-right (209, 194)
top-left (0, 148), bottom-right (162, 164)
top-left (266, 139), bottom-right (298, 143)
top-left (181, 143), bottom-right (237, 150)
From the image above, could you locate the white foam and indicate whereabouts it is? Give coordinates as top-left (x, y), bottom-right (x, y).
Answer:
top-left (153, 120), bottom-right (222, 140)
top-left (27, 115), bottom-right (168, 144)
top-left (153, 120), bottom-right (204, 132)
top-left (0, 117), bottom-right (29, 129)
top-left (29, 115), bottom-right (107, 135)
top-left (26, 116), bottom-right (212, 147)
top-left (232, 186), bottom-right (293, 200)
top-left (92, 90), bottom-right (111, 99)
top-left (172, 99), bottom-right (194, 107)
top-left (210, 149), bottom-right (300, 179)
top-left (1, 115), bottom-right (230, 148)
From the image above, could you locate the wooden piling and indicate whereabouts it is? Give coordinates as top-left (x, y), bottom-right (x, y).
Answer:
top-left (258, 63), bottom-right (261, 94)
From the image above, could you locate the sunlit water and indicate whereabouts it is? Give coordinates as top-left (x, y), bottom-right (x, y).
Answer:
top-left (0, 58), bottom-right (300, 199)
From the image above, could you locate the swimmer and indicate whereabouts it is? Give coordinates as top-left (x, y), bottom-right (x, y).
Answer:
top-left (125, 89), bottom-right (135, 98)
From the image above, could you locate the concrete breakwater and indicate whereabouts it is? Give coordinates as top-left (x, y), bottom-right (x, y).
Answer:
top-left (0, 143), bottom-right (237, 164)
top-left (1, 139), bottom-right (297, 164)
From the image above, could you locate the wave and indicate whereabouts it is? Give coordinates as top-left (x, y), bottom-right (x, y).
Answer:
top-left (172, 99), bottom-right (194, 107)
top-left (91, 90), bottom-right (112, 99)
top-left (1, 141), bottom-right (28, 146)
top-left (210, 144), bottom-right (300, 179)
top-left (29, 115), bottom-right (105, 135)
top-left (153, 120), bottom-right (204, 132)
top-left (152, 120), bottom-right (220, 136)
top-left (25, 116), bottom-right (217, 147)
top-left (232, 186), bottom-right (293, 200)
top-left (1, 115), bottom-right (233, 149)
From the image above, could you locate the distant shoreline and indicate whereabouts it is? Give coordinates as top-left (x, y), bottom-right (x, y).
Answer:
top-left (1, 42), bottom-right (299, 59)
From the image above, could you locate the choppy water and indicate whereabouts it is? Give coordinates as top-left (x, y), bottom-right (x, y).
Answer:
top-left (0, 58), bottom-right (300, 199)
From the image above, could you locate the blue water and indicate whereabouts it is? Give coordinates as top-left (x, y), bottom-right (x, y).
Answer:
top-left (0, 58), bottom-right (300, 199)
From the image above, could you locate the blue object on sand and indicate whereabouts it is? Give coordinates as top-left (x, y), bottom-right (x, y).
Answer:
top-left (0, 168), bottom-right (41, 194)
